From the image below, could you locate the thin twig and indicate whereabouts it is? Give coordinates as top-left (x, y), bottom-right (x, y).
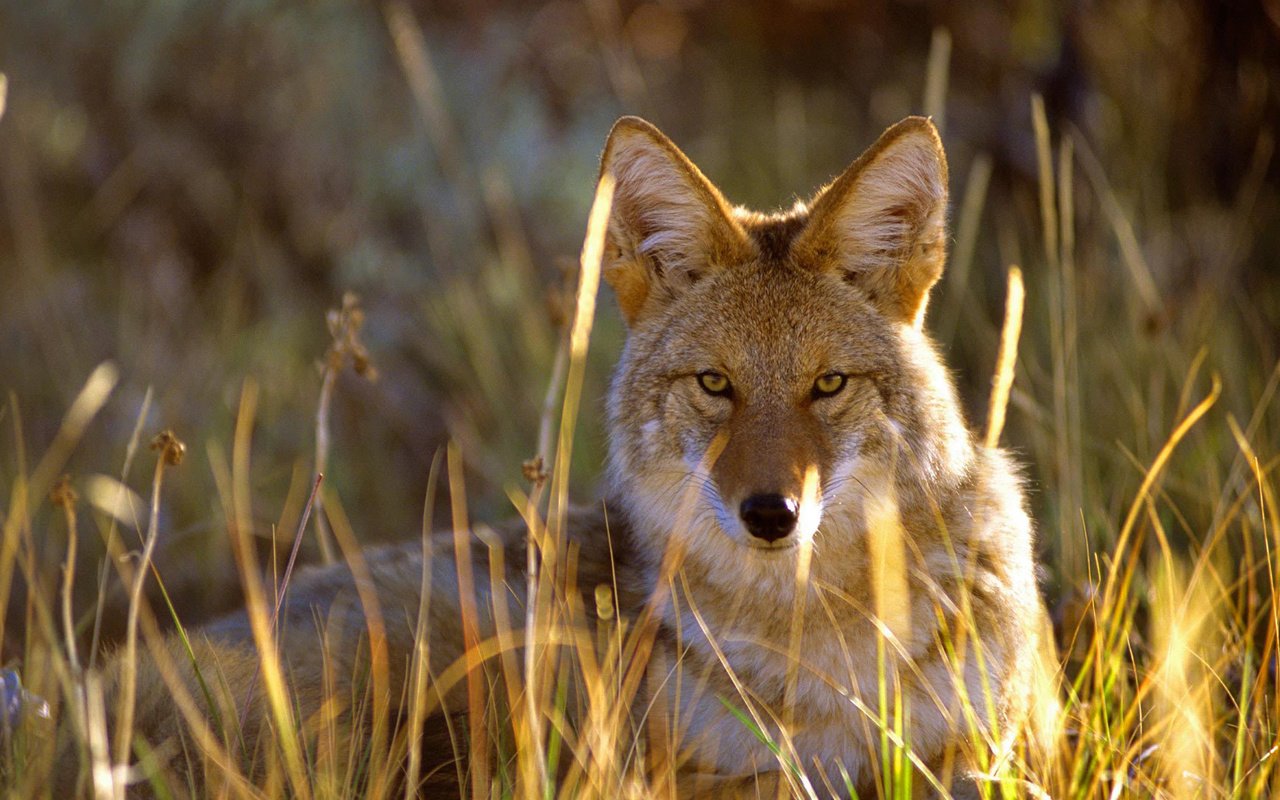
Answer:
top-left (271, 473), bottom-right (324, 628)
top-left (52, 476), bottom-right (81, 674)
top-left (113, 430), bottom-right (184, 790)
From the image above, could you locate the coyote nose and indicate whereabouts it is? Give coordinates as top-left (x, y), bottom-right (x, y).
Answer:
top-left (740, 493), bottom-right (799, 542)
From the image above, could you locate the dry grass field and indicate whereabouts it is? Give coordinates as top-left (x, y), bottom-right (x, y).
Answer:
top-left (1, 2), bottom-right (1278, 797)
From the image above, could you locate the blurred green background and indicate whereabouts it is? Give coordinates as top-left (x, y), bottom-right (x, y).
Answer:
top-left (1, 1), bottom-right (1277, 645)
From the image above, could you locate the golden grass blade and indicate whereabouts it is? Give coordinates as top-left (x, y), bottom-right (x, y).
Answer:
top-left (89, 387), bottom-right (153, 669)
top-left (384, 0), bottom-right (480, 219)
top-left (83, 673), bottom-right (115, 800)
top-left (783, 466), bottom-right (820, 729)
top-left (56, 447), bottom-right (247, 800)
top-left (518, 173), bottom-right (615, 795)
top-left (517, 218), bottom-right (583, 793)
top-left (446, 443), bottom-right (489, 800)
top-left (480, 522), bottom-right (527, 775)
top-left (551, 171), bottom-right (615, 528)
top-left (0, 364), bottom-right (116, 712)
top-left (519, 495), bottom-right (551, 796)
top-left (518, 269), bottom-right (575, 798)
top-left (403, 450), bottom-right (442, 800)
top-left (1031, 95), bottom-right (1058, 273)
top-left (1227, 415), bottom-right (1280, 549)
top-left (1058, 134), bottom-right (1076, 280)
top-left (575, 178), bottom-right (616, 363)
top-left (923, 28), bottom-right (951, 133)
top-left (82, 474), bottom-right (145, 531)
top-left (867, 475), bottom-right (911, 648)
top-left (515, 238), bottom-right (577, 794)
top-left (985, 266), bottom-right (1025, 449)
top-left (325, 492), bottom-right (394, 798)
top-left (77, 461), bottom-right (255, 800)
top-left (27, 362), bottom-right (118, 502)
top-left (1151, 556), bottom-right (1217, 799)
top-left (1069, 124), bottom-right (1163, 316)
top-left (936, 154), bottom-right (994, 346)
top-left (1102, 376), bottom-right (1221, 611)
top-left (1053, 132), bottom-right (1085, 576)
top-left (225, 381), bottom-right (312, 800)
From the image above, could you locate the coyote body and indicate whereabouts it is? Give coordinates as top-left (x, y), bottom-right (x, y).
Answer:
top-left (87, 117), bottom-right (1049, 798)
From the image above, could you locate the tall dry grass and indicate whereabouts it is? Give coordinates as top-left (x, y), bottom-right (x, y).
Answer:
top-left (1, 15), bottom-right (1278, 800)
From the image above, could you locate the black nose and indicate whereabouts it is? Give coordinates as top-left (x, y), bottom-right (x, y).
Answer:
top-left (739, 493), bottom-right (799, 542)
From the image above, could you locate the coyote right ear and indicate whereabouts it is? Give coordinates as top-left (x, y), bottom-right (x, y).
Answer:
top-left (795, 117), bottom-right (949, 328)
top-left (598, 117), bottom-right (749, 325)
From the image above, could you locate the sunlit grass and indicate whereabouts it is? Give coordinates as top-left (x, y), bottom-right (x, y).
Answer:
top-left (1, 23), bottom-right (1278, 800)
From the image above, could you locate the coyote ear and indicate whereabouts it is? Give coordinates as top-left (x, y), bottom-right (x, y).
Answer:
top-left (796, 117), bottom-right (949, 328)
top-left (598, 117), bottom-right (749, 325)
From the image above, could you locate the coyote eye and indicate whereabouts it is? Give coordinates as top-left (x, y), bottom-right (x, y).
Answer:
top-left (697, 371), bottom-right (732, 397)
top-left (812, 373), bottom-right (847, 398)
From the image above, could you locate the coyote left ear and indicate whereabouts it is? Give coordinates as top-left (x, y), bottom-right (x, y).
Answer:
top-left (796, 117), bottom-right (949, 328)
top-left (598, 117), bottom-right (750, 325)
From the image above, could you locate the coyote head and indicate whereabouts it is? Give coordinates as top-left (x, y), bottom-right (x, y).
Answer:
top-left (599, 116), bottom-right (974, 582)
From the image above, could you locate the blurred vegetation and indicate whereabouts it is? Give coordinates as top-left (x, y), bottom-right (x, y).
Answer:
top-left (1, 0), bottom-right (1278, 705)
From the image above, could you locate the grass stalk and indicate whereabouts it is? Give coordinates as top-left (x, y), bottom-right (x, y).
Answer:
top-left (112, 430), bottom-right (183, 790)
top-left (923, 28), bottom-right (951, 133)
top-left (403, 451), bottom-right (442, 799)
top-left (985, 266), bottom-right (1025, 448)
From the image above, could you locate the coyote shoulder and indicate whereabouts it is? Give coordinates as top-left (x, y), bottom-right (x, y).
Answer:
top-left (84, 116), bottom-right (1051, 798)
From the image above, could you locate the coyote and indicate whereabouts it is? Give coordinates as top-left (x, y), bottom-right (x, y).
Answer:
top-left (72, 116), bottom-right (1051, 798)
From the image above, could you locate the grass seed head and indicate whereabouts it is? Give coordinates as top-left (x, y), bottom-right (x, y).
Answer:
top-left (594, 584), bottom-right (614, 620)
top-left (522, 454), bottom-right (548, 485)
top-left (49, 474), bottom-right (78, 509)
top-left (325, 291), bottom-right (380, 382)
top-left (150, 430), bottom-right (187, 466)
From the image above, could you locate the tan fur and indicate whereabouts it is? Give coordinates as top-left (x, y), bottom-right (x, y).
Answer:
top-left (77, 117), bottom-right (1052, 798)
top-left (601, 116), bottom-right (1051, 795)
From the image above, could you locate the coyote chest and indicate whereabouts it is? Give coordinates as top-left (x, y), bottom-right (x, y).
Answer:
top-left (641, 505), bottom-right (985, 782)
